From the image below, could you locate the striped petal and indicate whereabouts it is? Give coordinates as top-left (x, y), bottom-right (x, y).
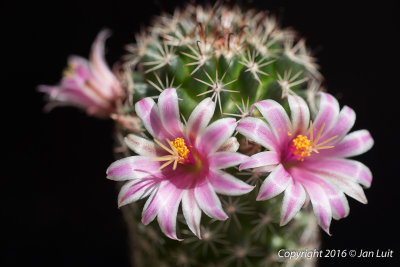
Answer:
top-left (186, 98), bottom-right (215, 144)
top-left (312, 93), bottom-right (340, 134)
top-left (257, 164), bottom-right (291, 201)
top-left (135, 97), bottom-right (173, 141)
top-left (197, 118), bottom-right (236, 155)
top-left (195, 181), bottom-right (228, 220)
top-left (182, 189), bottom-right (202, 238)
top-left (118, 178), bottom-right (158, 207)
top-left (236, 117), bottom-right (278, 151)
top-left (208, 169), bottom-right (254, 196)
top-left (280, 179), bottom-right (306, 226)
top-left (302, 166), bottom-right (368, 204)
top-left (239, 151), bottom-right (280, 170)
top-left (217, 137), bottom-right (240, 152)
top-left (106, 156), bottom-right (161, 181)
top-left (320, 105), bottom-right (355, 144)
top-left (302, 158), bottom-right (372, 188)
top-left (158, 88), bottom-right (183, 137)
top-left (124, 134), bottom-right (159, 156)
top-left (141, 185), bottom-right (161, 225)
top-left (318, 130), bottom-right (373, 158)
top-left (157, 186), bottom-right (184, 240)
top-left (254, 100), bottom-right (291, 149)
top-left (292, 167), bottom-right (349, 220)
top-left (300, 179), bottom-right (332, 235)
top-left (288, 94), bottom-right (310, 135)
top-left (208, 152), bottom-right (249, 169)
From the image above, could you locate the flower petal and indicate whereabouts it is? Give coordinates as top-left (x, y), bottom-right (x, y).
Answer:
top-left (195, 180), bottom-right (228, 220)
top-left (280, 179), bottom-right (306, 226)
top-left (217, 137), bottom-right (240, 152)
top-left (90, 30), bottom-right (116, 92)
top-left (135, 97), bottom-right (174, 141)
top-left (118, 178), bottom-right (158, 207)
top-left (236, 117), bottom-right (278, 151)
top-left (254, 100), bottom-right (291, 149)
top-left (299, 179), bottom-right (332, 235)
top-left (318, 130), bottom-right (374, 158)
top-left (257, 164), bottom-right (291, 201)
top-left (292, 167), bottom-right (349, 220)
top-left (239, 151), bottom-right (280, 170)
top-left (209, 152), bottom-right (249, 169)
top-left (312, 93), bottom-right (340, 134)
top-left (302, 158), bottom-right (372, 188)
top-left (187, 98), bottom-right (215, 144)
top-left (321, 105), bottom-right (355, 144)
top-left (141, 185), bottom-right (161, 225)
top-left (182, 189), bottom-right (202, 238)
top-left (197, 118), bottom-right (236, 155)
top-left (158, 88), bottom-right (183, 137)
top-left (302, 166), bottom-right (368, 204)
top-left (124, 134), bottom-right (160, 156)
top-left (157, 187), bottom-right (184, 240)
top-left (288, 94), bottom-right (310, 135)
top-left (208, 169), bottom-right (254, 196)
top-left (106, 156), bottom-right (162, 181)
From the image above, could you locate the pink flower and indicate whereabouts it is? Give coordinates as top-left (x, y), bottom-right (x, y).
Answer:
top-left (39, 30), bottom-right (124, 118)
top-left (237, 93), bottom-right (373, 234)
top-left (106, 88), bottom-right (253, 240)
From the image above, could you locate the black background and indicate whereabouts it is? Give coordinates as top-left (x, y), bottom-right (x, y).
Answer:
top-left (1, 0), bottom-right (399, 266)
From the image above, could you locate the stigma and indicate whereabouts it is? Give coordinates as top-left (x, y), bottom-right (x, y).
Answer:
top-left (290, 121), bottom-right (338, 161)
top-left (152, 137), bottom-right (191, 170)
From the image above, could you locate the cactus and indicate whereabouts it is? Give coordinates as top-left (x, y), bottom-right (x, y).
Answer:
top-left (116, 3), bottom-right (322, 266)
top-left (40, 2), bottom-right (374, 267)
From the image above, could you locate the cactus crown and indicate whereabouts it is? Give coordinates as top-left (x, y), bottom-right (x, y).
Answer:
top-left (123, 3), bottom-right (322, 120)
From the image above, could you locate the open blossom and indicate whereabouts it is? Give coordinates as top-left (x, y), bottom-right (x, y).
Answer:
top-left (106, 88), bottom-right (253, 240)
top-left (39, 30), bottom-right (124, 118)
top-left (237, 93), bottom-right (373, 234)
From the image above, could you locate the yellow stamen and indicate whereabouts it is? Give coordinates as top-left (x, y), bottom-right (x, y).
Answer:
top-left (291, 121), bottom-right (338, 161)
top-left (152, 137), bottom-right (190, 170)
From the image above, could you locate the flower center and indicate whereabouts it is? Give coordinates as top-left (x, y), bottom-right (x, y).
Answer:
top-left (288, 121), bottom-right (338, 162)
top-left (171, 137), bottom-right (190, 163)
top-left (152, 137), bottom-right (192, 170)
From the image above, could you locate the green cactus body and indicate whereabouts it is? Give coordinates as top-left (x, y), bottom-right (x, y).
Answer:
top-left (117, 3), bottom-right (322, 267)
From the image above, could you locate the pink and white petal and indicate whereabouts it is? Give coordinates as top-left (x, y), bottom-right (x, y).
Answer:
top-left (195, 181), bottom-right (228, 220)
top-left (239, 151), bottom-right (280, 171)
top-left (254, 100), bottom-right (291, 149)
top-left (321, 106), bottom-right (355, 144)
top-left (257, 164), bottom-right (291, 201)
top-left (293, 168), bottom-right (349, 220)
top-left (135, 98), bottom-right (173, 141)
top-left (217, 137), bottom-right (240, 152)
top-left (90, 30), bottom-right (116, 89)
top-left (302, 166), bottom-right (368, 204)
top-left (209, 152), bottom-right (249, 169)
top-left (318, 130), bottom-right (374, 158)
top-left (186, 98), bottom-right (215, 144)
top-left (158, 89), bottom-right (183, 137)
top-left (208, 169), bottom-right (254, 196)
top-left (312, 93), bottom-right (340, 134)
top-left (157, 187), bottom-right (184, 240)
top-left (124, 134), bottom-right (160, 156)
top-left (280, 179), bottom-right (306, 226)
top-left (302, 158), bottom-right (372, 188)
top-left (118, 178), bottom-right (158, 207)
top-left (288, 95), bottom-right (310, 135)
top-left (236, 117), bottom-right (279, 151)
top-left (106, 156), bottom-right (162, 181)
top-left (197, 118), bottom-right (237, 155)
top-left (141, 185), bottom-right (161, 225)
top-left (182, 189), bottom-right (202, 238)
top-left (300, 179), bottom-right (332, 235)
